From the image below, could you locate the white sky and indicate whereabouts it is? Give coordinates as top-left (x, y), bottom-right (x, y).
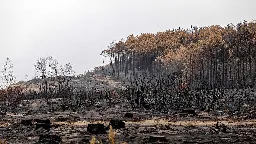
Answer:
top-left (0, 0), bottom-right (256, 81)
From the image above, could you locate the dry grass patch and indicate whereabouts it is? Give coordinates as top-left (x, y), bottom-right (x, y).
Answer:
top-left (0, 121), bottom-right (10, 127)
top-left (89, 125), bottom-right (127, 144)
top-left (53, 120), bottom-right (109, 126)
top-left (53, 118), bottom-right (256, 127)
top-left (0, 139), bottom-right (7, 144)
top-left (125, 119), bottom-right (256, 127)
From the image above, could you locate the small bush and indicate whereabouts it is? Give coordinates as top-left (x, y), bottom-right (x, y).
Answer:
top-left (90, 136), bottom-right (96, 144)
top-left (108, 125), bottom-right (115, 144)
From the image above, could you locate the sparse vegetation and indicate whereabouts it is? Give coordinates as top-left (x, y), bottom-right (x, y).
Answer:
top-left (90, 136), bottom-right (96, 144)
top-left (108, 125), bottom-right (115, 144)
top-left (0, 140), bottom-right (7, 144)
top-left (89, 125), bottom-right (124, 144)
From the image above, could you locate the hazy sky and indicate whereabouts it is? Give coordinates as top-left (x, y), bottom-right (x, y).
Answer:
top-left (0, 0), bottom-right (256, 81)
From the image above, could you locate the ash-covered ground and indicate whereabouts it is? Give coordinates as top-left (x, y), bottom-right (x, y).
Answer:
top-left (0, 73), bottom-right (256, 144)
top-left (1, 101), bottom-right (256, 144)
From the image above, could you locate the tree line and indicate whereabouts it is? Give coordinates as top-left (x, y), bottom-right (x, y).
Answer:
top-left (101, 21), bottom-right (256, 90)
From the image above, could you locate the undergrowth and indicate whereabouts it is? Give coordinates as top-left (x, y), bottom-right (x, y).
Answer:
top-left (90, 125), bottom-right (127, 144)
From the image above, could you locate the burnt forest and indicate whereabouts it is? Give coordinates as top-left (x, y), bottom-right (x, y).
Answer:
top-left (1, 21), bottom-right (256, 144)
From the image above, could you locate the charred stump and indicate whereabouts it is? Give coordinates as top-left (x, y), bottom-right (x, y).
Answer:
top-left (35, 119), bottom-right (51, 131)
top-left (38, 134), bottom-right (62, 144)
top-left (109, 119), bottom-right (125, 129)
top-left (34, 119), bottom-right (51, 125)
top-left (21, 119), bottom-right (33, 126)
top-left (146, 135), bottom-right (168, 143)
top-left (124, 113), bottom-right (133, 119)
top-left (87, 124), bottom-right (106, 134)
top-left (181, 108), bottom-right (197, 116)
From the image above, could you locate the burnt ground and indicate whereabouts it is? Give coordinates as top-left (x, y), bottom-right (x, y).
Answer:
top-left (1, 74), bottom-right (256, 143)
top-left (0, 101), bottom-right (256, 144)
